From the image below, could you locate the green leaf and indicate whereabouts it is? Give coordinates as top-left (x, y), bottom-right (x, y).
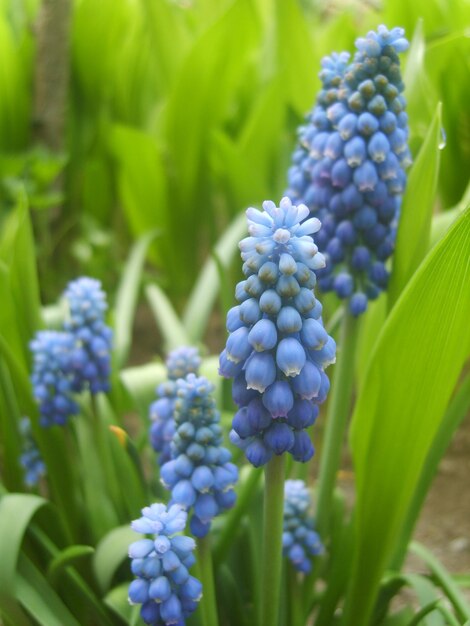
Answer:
top-left (403, 20), bottom-right (437, 142)
top-left (183, 211), bottom-right (247, 342)
top-left (410, 542), bottom-right (470, 622)
top-left (114, 230), bottom-right (159, 368)
top-left (0, 191), bottom-right (41, 342)
top-left (0, 355), bottom-right (25, 490)
top-left (16, 555), bottom-right (81, 626)
top-left (145, 283), bottom-right (190, 350)
top-left (390, 373), bottom-right (470, 569)
top-left (109, 124), bottom-right (169, 265)
top-left (47, 545), bottom-right (94, 579)
top-left (388, 102), bottom-right (443, 307)
top-left (343, 207), bottom-right (470, 626)
top-left (120, 361), bottom-right (166, 414)
top-left (94, 525), bottom-right (136, 593)
top-left (0, 494), bottom-right (48, 625)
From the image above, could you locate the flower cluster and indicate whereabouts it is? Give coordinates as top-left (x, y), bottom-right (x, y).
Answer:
top-left (219, 197), bottom-right (335, 467)
top-left (30, 331), bottom-right (79, 427)
top-left (150, 347), bottom-right (202, 466)
top-left (64, 277), bottom-right (113, 394)
top-left (30, 277), bottom-right (112, 427)
top-left (283, 480), bottom-right (323, 573)
top-left (128, 503), bottom-right (202, 626)
top-left (286, 26), bottom-right (410, 315)
top-left (19, 417), bottom-right (46, 486)
top-left (160, 374), bottom-right (238, 537)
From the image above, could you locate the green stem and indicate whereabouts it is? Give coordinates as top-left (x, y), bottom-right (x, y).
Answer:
top-left (261, 454), bottom-right (286, 626)
top-left (197, 535), bottom-right (219, 626)
top-left (288, 566), bottom-right (304, 626)
top-left (316, 312), bottom-right (359, 538)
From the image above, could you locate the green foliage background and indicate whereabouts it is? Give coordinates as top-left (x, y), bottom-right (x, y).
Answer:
top-left (0, 1), bottom-right (470, 625)
top-left (1, 0), bottom-right (470, 301)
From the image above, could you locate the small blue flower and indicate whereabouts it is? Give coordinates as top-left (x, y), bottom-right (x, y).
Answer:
top-left (219, 198), bottom-right (335, 467)
top-left (63, 277), bottom-right (113, 393)
top-left (19, 417), bottom-right (46, 486)
top-left (283, 480), bottom-right (323, 573)
top-left (30, 331), bottom-right (78, 427)
top-left (150, 347), bottom-right (202, 466)
top-left (128, 503), bottom-right (202, 626)
top-left (160, 374), bottom-right (238, 537)
top-left (286, 25), bottom-right (411, 315)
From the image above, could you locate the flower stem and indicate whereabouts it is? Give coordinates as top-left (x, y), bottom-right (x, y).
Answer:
top-left (316, 311), bottom-right (359, 538)
top-left (197, 535), bottom-right (219, 626)
top-left (261, 454), bottom-right (286, 626)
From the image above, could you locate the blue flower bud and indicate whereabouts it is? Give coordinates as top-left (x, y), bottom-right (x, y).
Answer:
top-left (277, 306), bottom-right (303, 333)
top-left (291, 430), bottom-right (315, 462)
top-left (245, 352), bottom-right (276, 392)
top-left (245, 439), bottom-right (273, 467)
top-left (264, 422), bottom-right (295, 454)
top-left (226, 306), bottom-right (243, 332)
top-left (248, 319), bottom-right (277, 351)
top-left (149, 576), bottom-right (171, 602)
top-left (129, 579), bottom-right (150, 604)
top-left (333, 272), bottom-right (354, 298)
top-left (259, 289), bottom-right (282, 314)
top-left (160, 594), bottom-right (182, 624)
top-left (226, 326), bottom-right (251, 363)
top-left (276, 338), bottom-right (306, 377)
top-left (263, 381), bottom-right (294, 418)
top-left (350, 292), bottom-right (368, 316)
top-left (239, 298), bottom-right (262, 325)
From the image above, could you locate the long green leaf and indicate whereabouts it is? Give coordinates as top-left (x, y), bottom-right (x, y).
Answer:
top-left (16, 555), bottom-right (81, 626)
top-left (114, 230), bottom-right (159, 368)
top-left (145, 283), bottom-right (190, 350)
top-left (0, 494), bottom-right (47, 625)
top-left (343, 207), bottom-right (470, 626)
top-left (388, 102), bottom-right (443, 307)
top-left (94, 525), bottom-right (136, 593)
top-left (411, 542), bottom-right (470, 622)
top-left (183, 211), bottom-right (247, 342)
top-left (391, 373), bottom-right (470, 569)
top-left (47, 545), bottom-right (94, 579)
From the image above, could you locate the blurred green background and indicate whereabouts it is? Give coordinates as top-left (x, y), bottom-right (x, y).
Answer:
top-left (1, 0), bottom-right (469, 305)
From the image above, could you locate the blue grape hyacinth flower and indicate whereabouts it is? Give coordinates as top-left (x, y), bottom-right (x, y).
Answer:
top-left (286, 25), bottom-right (411, 315)
top-left (30, 330), bottom-right (79, 427)
top-left (19, 417), bottom-right (46, 486)
top-left (283, 480), bottom-right (323, 573)
top-left (219, 197), bottom-right (335, 467)
top-left (150, 347), bottom-right (202, 466)
top-left (160, 374), bottom-right (238, 538)
top-left (128, 503), bottom-right (202, 626)
top-left (63, 277), bottom-right (113, 394)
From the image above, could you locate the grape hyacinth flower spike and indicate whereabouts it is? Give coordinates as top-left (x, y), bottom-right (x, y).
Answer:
top-left (128, 503), bottom-right (202, 626)
top-left (219, 197), bottom-right (336, 467)
top-left (283, 480), bottom-right (323, 573)
top-left (63, 277), bottom-right (113, 394)
top-left (160, 374), bottom-right (238, 537)
top-left (30, 330), bottom-right (79, 427)
top-left (19, 417), bottom-right (46, 486)
top-left (150, 347), bottom-right (202, 466)
top-left (286, 25), bottom-right (411, 315)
